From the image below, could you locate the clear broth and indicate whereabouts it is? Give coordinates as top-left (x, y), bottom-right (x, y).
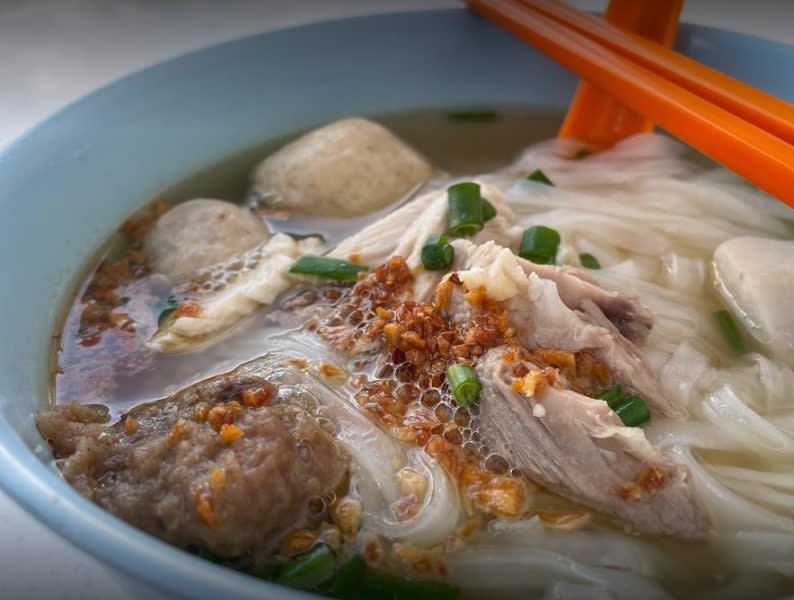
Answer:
top-left (52, 107), bottom-right (564, 419)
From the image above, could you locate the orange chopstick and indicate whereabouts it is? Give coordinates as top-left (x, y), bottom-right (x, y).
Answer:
top-left (467, 0), bottom-right (794, 208)
top-left (559, 0), bottom-right (683, 146)
top-left (524, 0), bottom-right (794, 148)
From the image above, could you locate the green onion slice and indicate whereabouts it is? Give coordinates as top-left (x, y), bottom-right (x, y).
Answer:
top-left (255, 563), bottom-right (280, 581)
top-left (196, 548), bottom-right (222, 563)
top-left (326, 555), bottom-right (367, 598)
top-left (289, 255), bottom-right (368, 281)
top-left (714, 309), bottom-right (747, 353)
top-left (614, 396), bottom-right (652, 427)
top-left (597, 384), bottom-right (624, 410)
top-left (527, 169), bottom-right (554, 186)
top-left (421, 233), bottom-right (455, 271)
top-left (482, 197), bottom-right (497, 222)
top-left (446, 109), bottom-right (498, 122)
top-left (579, 252), bottom-right (602, 269)
top-left (447, 182), bottom-right (485, 237)
top-left (446, 363), bottom-right (482, 408)
top-left (598, 385), bottom-right (651, 427)
top-left (518, 225), bottom-right (560, 264)
top-left (320, 553), bottom-right (461, 600)
top-left (274, 544), bottom-right (336, 591)
top-left (357, 571), bottom-right (461, 600)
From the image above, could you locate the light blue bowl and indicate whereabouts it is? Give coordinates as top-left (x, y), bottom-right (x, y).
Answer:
top-left (1, 8), bottom-right (793, 598)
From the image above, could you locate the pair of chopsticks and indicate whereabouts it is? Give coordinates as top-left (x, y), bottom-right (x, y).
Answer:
top-left (467, 0), bottom-right (794, 209)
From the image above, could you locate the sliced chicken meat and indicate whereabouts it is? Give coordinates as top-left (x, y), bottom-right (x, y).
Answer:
top-left (452, 240), bottom-right (683, 419)
top-left (452, 240), bottom-right (652, 342)
top-left (477, 347), bottom-right (710, 539)
top-left (330, 183), bottom-right (519, 302)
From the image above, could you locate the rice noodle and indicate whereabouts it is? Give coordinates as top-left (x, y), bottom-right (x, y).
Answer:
top-left (659, 342), bottom-right (709, 407)
top-left (365, 448), bottom-right (461, 546)
top-left (445, 547), bottom-right (673, 599)
top-left (668, 446), bottom-right (794, 532)
top-left (700, 385), bottom-right (794, 456)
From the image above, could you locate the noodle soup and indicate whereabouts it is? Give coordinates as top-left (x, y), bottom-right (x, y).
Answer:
top-left (40, 110), bottom-right (794, 599)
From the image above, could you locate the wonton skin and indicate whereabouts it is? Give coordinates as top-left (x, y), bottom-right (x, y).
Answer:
top-left (251, 118), bottom-right (434, 217)
top-left (145, 199), bottom-right (270, 283)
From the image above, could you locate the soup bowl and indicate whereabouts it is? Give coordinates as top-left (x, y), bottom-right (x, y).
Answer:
top-left (1, 8), bottom-right (793, 599)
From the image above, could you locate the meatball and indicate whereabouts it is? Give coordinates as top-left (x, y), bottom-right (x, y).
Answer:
top-left (251, 118), bottom-right (434, 217)
top-left (37, 373), bottom-right (348, 563)
top-left (145, 199), bottom-right (270, 283)
top-left (713, 236), bottom-right (794, 366)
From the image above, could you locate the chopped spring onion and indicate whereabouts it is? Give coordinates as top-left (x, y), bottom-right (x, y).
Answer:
top-left (446, 109), bottom-right (498, 122)
top-left (319, 553), bottom-right (460, 600)
top-left (255, 562), bottom-right (280, 581)
top-left (156, 295), bottom-right (179, 326)
top-left (597, 384), bottom-right (624, 410)
top-left (447, 182), bottom-right (485, 237)
top-left (527, 169), bottom-right (554, 185)
top-left (481, 197), bottom-right (497, 222)
top-left (290, 255), bottom-right (368, 281)
top-left (357, 571), bottom-right (461, 600)
top-left (421, 233), bottom-right (455, 271)
top-left (196, 548), bottom-right (222, 563)
top-left (446, 363), bottom-right (482, 408)
top-left (597, 385), bottom-right (651, 427)
top-left (574, 149), bottom-right (593, 160)
top-left (274, 544), bottom-right (336, 591)
top-left (579, 252), bottom-right (602, 269)
top-left (326, 555), bottom-right (367, 598)
top-left (714, 309), bottom-right (747, 353)
top-left (518, 225), bottom-right (560, 264)
top-left (614, 396), bottom-right (652, 427)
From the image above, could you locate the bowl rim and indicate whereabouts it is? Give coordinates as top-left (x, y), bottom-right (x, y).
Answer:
top-left (1, 7), bottom-right (792, 600)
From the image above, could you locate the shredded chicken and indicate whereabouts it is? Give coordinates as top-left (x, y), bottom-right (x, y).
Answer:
top-left (477, 347), bottom-right (710, 539)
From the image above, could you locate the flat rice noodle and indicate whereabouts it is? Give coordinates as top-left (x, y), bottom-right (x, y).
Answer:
top-left (715, 530), bottom-right (794, 577)
top-left (700, 385), bottom-right (794, 456)
top-left (719, 478), bottom-right (794, 515)
top-left (506, 185), bottom-right (756, 254)
top-left (769, 412), bottom-right (794, 436)
top-left (659, 342), bottom-right (710, 407)
top-left (660, 253), bottom-right (706, 293)
top-left (713, 464), bottom-right (794, 492)
top-left (574, 238), bottom-right (626, 268)
top-left (325, 400), bottom-right (404, 505)
top-left (504, 134), bottom-right (695, 189)
top-left (479, 519), bottom-right (673, 575)
top-left (668, 446), bottom-right (794, 533)
top-left (645, 420), bottom-right (743, 452)
top-left (607, 257), bottom-right (660, 281)
top-left (365, 448), bottom-right (461, 546)
top-left (445, 548), bottom-right (672, 600)
top-left (517, 209), bottom-right (673, 256)
top-left (752, 354), bottom-right (794, 412)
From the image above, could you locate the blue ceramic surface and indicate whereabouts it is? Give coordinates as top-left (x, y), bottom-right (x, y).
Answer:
top-left (0, 8), bottom-right (792, 599)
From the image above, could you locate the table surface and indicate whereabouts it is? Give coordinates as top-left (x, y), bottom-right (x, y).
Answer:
top-left (2, 1), bottom-right (793, 597)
